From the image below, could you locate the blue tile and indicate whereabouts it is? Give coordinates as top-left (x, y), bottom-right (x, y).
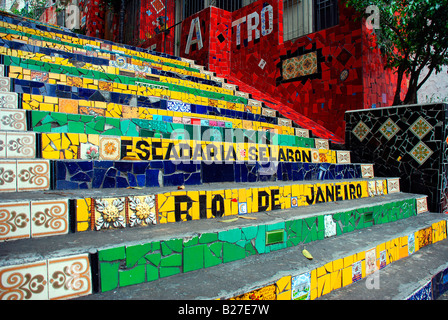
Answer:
top-left (163, 173), bottom-right (184, 186)
top-left (145, 169), bottom-right (160, 187)
top-left (102, 176), bottom-right (116, 188)
top-left (116, 176), bottom-right (130, 188)
top-left (70, 172), bottom-right (92, 182)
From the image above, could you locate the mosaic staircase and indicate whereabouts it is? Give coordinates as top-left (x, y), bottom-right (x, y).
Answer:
top-left (0, 12), bottom-right (446, 301)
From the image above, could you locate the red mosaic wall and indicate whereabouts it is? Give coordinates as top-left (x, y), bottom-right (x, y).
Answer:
top-left (178, 0), bottom-right (404, 142)
top-left (82, 0), bottom-right (106, 39)
top-left (140, 0), bottom-right (176, 55)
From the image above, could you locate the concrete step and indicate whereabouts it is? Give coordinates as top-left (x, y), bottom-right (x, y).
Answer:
top-left (70, 210), bottom-right (447, 300)
top-left (318, 236), bottom-right (448, 300)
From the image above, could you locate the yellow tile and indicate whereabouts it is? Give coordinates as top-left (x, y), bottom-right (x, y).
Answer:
top-left (275, 276), bottom-right (291, 300)
top-left (343, 254), bottom-right (354, 268)
top-left (316, 265), bottom-right (327, 278)
top-left (317, 273), bottom-right (331, 297)
top-left (342, 266), bottom-right (353, 287)
top-left (356, 251), bottom-right (365, 262)
top-left (333, 258), bottom-right (344, 271)
top-left (330, 270), bottom-right (342, 291)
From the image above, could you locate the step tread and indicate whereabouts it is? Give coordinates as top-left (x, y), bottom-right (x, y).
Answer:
top-left (0, 192), bottom-right (428, 266)
top-left (74, 211), bottom-right (447, 300)
top-left (318, 237), bottom-right (448, 300)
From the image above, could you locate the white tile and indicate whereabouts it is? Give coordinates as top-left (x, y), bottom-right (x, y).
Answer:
top-left (336, 151), bottom-right (351, 164)
top-left (295, 128), bottom-right (309, 138)
top-left (16, 160), bottom-right (50, 192)
top-left (47, 254), bottom-right (92, 300)
top-left (0, 260), bottom-right (48, 300)
top-left (30, 200), bottom-right (69, 238)
top-left (0, 160), bottom-right (17, 192)
top-left (5, 132), bottom-right (36, 158)
top-left (0, 109), bottom-right (26, 131)
top-left (315, 139), bottom-right (329, 150)
top-left (0, 202), bottom-right (31, 241)
top-left (416, 197), bottom-right (428, 214)
top-left (0, 132), bottom-right (6, 158)
top-left (0, 92), bottom-right (18, 109)
top-left (0, 77), bottom-right (11, 92)
top-left (387, 178), bottom-right (400, 193)
top-left (361, 164), bottom-right (374, 178)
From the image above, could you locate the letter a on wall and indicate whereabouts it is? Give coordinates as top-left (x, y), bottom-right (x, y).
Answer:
top-left (185, 17), bottom-right (203, 55)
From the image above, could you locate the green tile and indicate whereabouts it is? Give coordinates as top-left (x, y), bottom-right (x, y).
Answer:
top-left (31, 111), bottom-right (48, 126)
top-left (93, 117), bottom-right (106, 132)
top-left (218, 228), bottom-right (242, 243)
top-left (254, 225), bottom-right (266, 254)
top-left (199, 233), bottom-right (218, 244)
top-left (68, 120), bottom-right (86, 133)
top-left (286, 219), bottom-right (302, 239)
top-left (242, 226), bottom-right (258, 240)
top-left (51, 124), bottom-right (68, 133)
top-left (160, 266), bottom-right (180, 278)
top-left (222, 242), bottom-right (246, 263)
top-left (204, 246), bottom-right (222, 268)
top-left (119, 264), bottom-right (146, 287)
top-left (266, 230), bottom-right (284, 245)
top-left (146, 264), bottom-right (159, 282)
top-left (51, 112), bottom-right (68, 125)
top-left (160, 253), bottom-right (182, 267)
top-left (161, 238), bottom-right (182, 255)
top-left (100, 261), bottom-right (120, 292)
top-left (41, 114), bottom-right (56, 125)
top-left (99, 246), bottom-right (126, 261)
top-left (244, 241), bottom-right (257, 256)
top-left (145, 252), bottom-right (161, 266)
top-left (183, 235), bottom-right (199, 247)
top-left (209, 242), bottom-right (223, 258)
top-left (33, 123), bottom-right (52, 132)
top-left (183, 245), bottom-right (204, 272)
top-left (125, 243), bottom-right (152, 268)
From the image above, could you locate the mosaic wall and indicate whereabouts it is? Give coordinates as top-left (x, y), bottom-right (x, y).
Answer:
top-left (345, 103), bottom-right (448, 213)
top-left (178, 4), bottom-right (341, 144)
top-left (179, 0), bottom-right (403, 142)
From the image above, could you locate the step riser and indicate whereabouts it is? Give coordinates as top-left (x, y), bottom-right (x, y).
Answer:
top-left (0, 177), bottom-right (404, 239)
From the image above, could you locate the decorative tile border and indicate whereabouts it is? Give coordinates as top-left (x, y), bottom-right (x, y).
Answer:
top-left (0, 160), bottom-right (50, 193)
top-left (0, 199), bottom-right (69, 241)
top-left (0, 254), bottom-right (92, 300)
